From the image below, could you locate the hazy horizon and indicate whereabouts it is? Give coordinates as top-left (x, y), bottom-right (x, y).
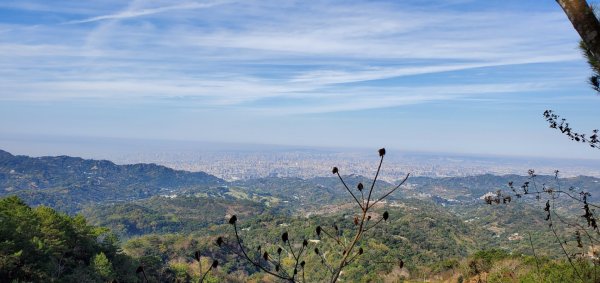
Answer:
top-left (2, 133), bottom-right (599, 180)
top-left (2, 132), bottom-right (600, 161)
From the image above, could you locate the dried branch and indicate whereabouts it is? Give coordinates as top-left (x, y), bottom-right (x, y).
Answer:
top-left (370, 173), bottom-right (410, 208)
top-left (334, 169), bottom-right (363, 210)
top-left (366, 150), bottom-right (385, 209)
top-left (544, 110), bottom-right (599, 150)
top-left (199, 260), bottom-right (218, 283)
top-left (218, 148), bottom-right (409, 283)
top-left (488, 169), bottom-right (600, 281)
top-left (231, 222), bottom-right (294, 281)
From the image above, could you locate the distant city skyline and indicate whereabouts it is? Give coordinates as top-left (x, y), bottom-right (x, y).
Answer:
top-left (1, 134), bottom-right (599, 180)
top-left (1, 0), bottom-right (599, 159)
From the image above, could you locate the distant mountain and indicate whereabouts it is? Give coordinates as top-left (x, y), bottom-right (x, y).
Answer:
top-left (406, 173), bottom-right (600, 204)
top-left (0, 149), bottom-right (225, 212)
top-left (2, 148), bottom-right (599, 215)
top-left (230, 173), bottom-right (600, 213)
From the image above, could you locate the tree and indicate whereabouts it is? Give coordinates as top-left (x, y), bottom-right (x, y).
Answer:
top-left (92, 252), bottom-right (116, 281)
top-left (556, 0), bottom-right (600, 60)
top-left (0, 196), bottom-right (138, 282)
top-left (481, 5), bottom-right (600, 281)
top-left (544, 1), bottom-right (600, 147)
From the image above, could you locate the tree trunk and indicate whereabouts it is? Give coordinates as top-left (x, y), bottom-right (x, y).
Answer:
top-left (556, 0), bottom-right (600, 58)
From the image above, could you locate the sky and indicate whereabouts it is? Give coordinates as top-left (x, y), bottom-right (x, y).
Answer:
top-left (0, 0), bottom-right (599, 159)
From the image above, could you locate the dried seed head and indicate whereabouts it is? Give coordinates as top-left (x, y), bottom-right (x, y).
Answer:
top-left (357, 183), bottom-right (364, 191)
top-left (316, 226), bottom-right (322, 237)
top-left (282, 232), bottom-right (289, 243)
top-left (277, 247), bottom-right (282, 255)
top-left (136, 266), bottom-right (144, 273)
top-left (194, 251), bottom-right (200, 262)
top-left (332, 167), bottom-right (339, 174)
top-left (383, 211), bottom-right (389, 221)
top-left (378, 148), bottom-right (386, 157)
top-left (216, 237), bottom-right (223, 247)
top-left (399, 259), bottom-right (404, 269)
top-left (359, 247), bottom-right (363, 255)
top-left (303, 239), bottom-right (308, 247)
top-left (314, 247), bottom-right (320, 255)
top-left (301, 261), bottom-right (306, 268)
top-left (263, 251), bottom-right (269, 261)
top-left (212, 260), bottom-right (219, 268)
top-left (229, 215), bottom-right (237, 225)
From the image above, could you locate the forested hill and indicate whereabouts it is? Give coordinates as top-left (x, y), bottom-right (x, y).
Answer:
top-left (0, 150), bottom-right (225, 212)
top-left (2, 149), bottom-right (599, 214)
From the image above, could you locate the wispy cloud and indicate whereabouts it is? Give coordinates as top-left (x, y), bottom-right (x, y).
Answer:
top-left (0, 0), bottom-right (586, 114)
top-left (244, 81), bottom-right (574, 115)
top-left (65, 1), bottom-right (229, 24)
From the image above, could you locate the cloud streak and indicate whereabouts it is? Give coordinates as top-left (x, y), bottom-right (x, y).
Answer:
top-left (65, 1), bottom-right (229, 24)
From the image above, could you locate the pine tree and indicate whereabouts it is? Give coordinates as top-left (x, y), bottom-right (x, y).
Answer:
top-left (92, 252), bottom-right (116, 281)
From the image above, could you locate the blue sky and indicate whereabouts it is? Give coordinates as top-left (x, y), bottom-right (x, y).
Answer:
top-left (0, 0), bottom-right (599, 159)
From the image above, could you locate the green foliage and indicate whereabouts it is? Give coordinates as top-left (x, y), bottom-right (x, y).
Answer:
top-left (92, 252), bottom-right (115, 280)
top-left (82, 194), bottom-right (270, 238)
top-left (0, 149), bottom-right (224, 212)
top-left (0, 196), bottom-right (137, 282)
top-left (580, 39), bottom-right (600, 92)
top-left (3, 150), bottom-right (600, 281)
top-left (467, 249), bottom-right (511, 275)
top-left (454, 252), bottom-right (600, 283)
